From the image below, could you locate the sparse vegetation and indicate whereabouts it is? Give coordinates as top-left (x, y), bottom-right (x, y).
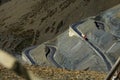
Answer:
top-left (0, 0), bottom-right (120, 79)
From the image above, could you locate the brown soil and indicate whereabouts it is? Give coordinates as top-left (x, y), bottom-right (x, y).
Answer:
top-left (0, 65), bottom-right (106, 80)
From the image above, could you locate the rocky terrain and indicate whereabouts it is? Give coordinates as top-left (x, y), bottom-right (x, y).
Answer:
top-left (0, 0), bottom-right (120, 55)
top-left (0, 65), bottom-right (106, 80)
top-left (0, 0), bottom-right (120, 80)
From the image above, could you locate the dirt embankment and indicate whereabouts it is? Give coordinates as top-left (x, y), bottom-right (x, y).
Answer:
top-left (0, 65), bottom-right (106, 80)
top-left (0, 0), bottom-right (120, 54)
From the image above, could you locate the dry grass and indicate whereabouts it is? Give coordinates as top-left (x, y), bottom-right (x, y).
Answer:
top-left (0, 64), bottom-right (107, 80)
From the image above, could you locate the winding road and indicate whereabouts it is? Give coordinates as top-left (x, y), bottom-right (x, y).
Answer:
top-left (23, 19), bottom-right (112, 71)
top-left (23, 46), bottom-right (37, 65)
top-left (70, 20), bottom-right (112, 70)
top-left (46, 46), bottom-right (62, 68)
top-left (23, 45), bottom-right (62, 68)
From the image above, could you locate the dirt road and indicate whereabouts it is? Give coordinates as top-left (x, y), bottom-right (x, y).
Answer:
top-left (0, 0), bottom-right (120, 80)
top-left (0, 0), bottom-right (120, 54)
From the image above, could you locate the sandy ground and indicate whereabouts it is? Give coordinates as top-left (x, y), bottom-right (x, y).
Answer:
top-left (0, 0), bottom-right (120, 80)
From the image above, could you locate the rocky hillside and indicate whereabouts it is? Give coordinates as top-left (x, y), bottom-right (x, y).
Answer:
top-left (0, 0), bottom-right (120, 55)
top-left (0, 0), bottom-right (120, 80)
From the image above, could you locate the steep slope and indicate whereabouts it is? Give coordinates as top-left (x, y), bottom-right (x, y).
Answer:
top-left (0, 0), bottom-right (120, 55)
